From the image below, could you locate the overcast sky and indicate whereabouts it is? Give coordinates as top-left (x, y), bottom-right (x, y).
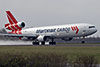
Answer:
top-left (0, 0), bottom-right (100, 36)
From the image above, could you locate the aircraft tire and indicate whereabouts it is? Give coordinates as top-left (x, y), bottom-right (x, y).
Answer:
top-left (82, 41), bottom-right (85, 44)
top-left (32, 42), bottom-right (39, 45)
top-left (49, 42), bottom-right (56, 45)
top-left (41, 41), bottom-right (45, 45)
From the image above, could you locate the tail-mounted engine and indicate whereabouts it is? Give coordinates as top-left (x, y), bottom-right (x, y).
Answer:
top-left (5, 22), bottom-right (25, 30)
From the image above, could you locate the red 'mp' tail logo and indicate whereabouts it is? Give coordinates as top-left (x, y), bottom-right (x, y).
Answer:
top-left (71, 26), bottom-right (79, 34)
top-left (5, 11), bottom-right (22, 34)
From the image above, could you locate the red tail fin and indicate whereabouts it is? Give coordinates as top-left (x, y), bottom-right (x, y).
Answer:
top-left (5, 11), bottom-right (24, 34)
top-left (6, 11), bottom-right (18, 24)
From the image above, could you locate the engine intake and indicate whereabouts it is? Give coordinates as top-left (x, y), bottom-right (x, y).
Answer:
top-left (37, 35), bottom-right (47, 41)
top-left (17, 22), bottom-right (25, 28)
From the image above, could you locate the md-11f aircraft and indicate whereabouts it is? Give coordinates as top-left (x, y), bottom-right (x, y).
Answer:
top-left (1, 11), bottom-right (97, 45)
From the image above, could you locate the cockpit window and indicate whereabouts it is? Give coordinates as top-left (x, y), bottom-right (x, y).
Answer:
top-left (89, 26), bottom-right (95, 28)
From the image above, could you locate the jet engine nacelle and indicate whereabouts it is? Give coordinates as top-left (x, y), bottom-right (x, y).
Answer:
top-left (62, 38), bottom-right (73, 41)
top-left (37, 35), bottom-right (47, 41)
top-left (5, 21), bottom-right (25, 30)
top-left (17, 22), bottom-right (25, 28)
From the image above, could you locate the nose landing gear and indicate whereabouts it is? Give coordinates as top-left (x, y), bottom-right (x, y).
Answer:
top-left (82, 36), bottom-right (85, 43)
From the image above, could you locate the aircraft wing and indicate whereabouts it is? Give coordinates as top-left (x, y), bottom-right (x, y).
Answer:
top-left (0, 32), bottom-right (54, 41)
top-left (0, 33), bottom-right (54, 38)
top-left (0, 33), bottom-right (37, 37)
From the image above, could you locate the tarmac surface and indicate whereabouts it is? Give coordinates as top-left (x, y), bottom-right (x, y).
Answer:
top-left (56, 43), bottom-right (100, 47)
top-left (0, 40), bottom-right (100, 47)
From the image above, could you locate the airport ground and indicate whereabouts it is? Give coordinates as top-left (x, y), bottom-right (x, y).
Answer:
top-left (0, 45), bottom-right (100, 58)
top-left (0, 45), bottom-right (99, 67)
top-left (0, 38), bottom-right (100, 66)
top-left (0, 39), bottom-right (100, 60)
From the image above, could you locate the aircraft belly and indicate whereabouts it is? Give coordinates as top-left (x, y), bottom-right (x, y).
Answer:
top-left (52, 32), bottom-right (68, 38)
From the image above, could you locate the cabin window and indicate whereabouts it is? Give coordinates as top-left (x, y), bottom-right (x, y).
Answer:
top-left (89, 26), bottom-right (95, 28)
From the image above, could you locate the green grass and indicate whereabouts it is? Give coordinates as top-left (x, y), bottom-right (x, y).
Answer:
top-left (0, 46), bottom-right (99, 54)
top-left (0, 46), bottom-right (100, 59)
top-left (0, 46), bottom-right (99, 67)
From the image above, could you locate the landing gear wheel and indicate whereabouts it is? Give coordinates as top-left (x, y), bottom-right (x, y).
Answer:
top-left (32, 42), bottom-right (39, 45)
top-left (82, 41), bottom-right (85, 44)
top-left (49, 42), bottom-right (56, 45)
top-left (82, 36), bottom-right (85, 44)
top-left (41, 41), bottom-right (45, 45)
top-left (49, 38), bottom-right (56, 45)
top-left (53, 42), bottom-right (56, 45)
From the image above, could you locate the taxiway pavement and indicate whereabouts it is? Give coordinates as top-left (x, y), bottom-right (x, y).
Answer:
top-left (0, 40), bottom-right (100, 47)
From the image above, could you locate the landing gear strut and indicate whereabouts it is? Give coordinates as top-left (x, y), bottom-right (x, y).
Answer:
top-left (82, 36), bottom-right (85, 43)
top-left (32, 39), bottom-right (56, 45)
top-left (41, 41), bottom-right (45, 45)
top-left (49, 39), bottom-right (56, 45)
top-left (32, 41), bottom-right (45, 45)
top-left (32, 42), bottom-right (39, 45)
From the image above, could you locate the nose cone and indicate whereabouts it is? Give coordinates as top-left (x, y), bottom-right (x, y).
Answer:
top-left (90, 28), bottom-right (97, 35)
top-left (94, 29), bottom-right (97, 33)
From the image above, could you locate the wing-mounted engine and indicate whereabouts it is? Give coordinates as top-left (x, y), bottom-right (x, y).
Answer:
top-left (62, 38), bottom-right (73, 41)
top-left (37, 35), bottom-right (48, 41)
top-left (5, 21), bottom-right (25, 30)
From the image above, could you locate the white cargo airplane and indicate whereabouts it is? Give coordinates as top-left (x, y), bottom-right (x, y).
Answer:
top-left (2, 11), bottom-right (97, 45)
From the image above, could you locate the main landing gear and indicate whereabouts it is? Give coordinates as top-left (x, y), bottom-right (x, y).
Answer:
top-left (32, 41), bottom-right (56, 45)
top-left (49, 39), bottom-right (56, 45)
top-left (32, 39), bottom-right (56, 45)
top-left (32, 42), bottom-right (39, 45)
